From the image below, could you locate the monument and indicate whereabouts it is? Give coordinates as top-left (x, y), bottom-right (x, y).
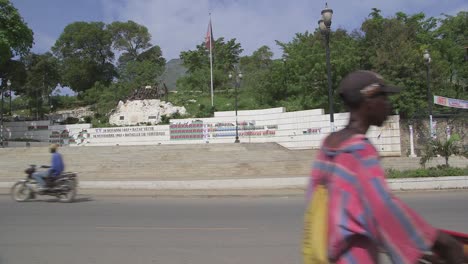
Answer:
top-left (109, 84), bottom-right (186, 126)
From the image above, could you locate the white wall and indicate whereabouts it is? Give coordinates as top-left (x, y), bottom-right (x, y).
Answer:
top-left (49, 124), bottom-right (92, 145)
top-left (80, 125), bottom-right (169, 146)
top-left (3, 121), bottom-right (51, 142)
top-left (3, 121), bottom-right (91, 145)
top-left (78, 107), bottom-right (401, 156)
top-left (3, 107), bottom-right (400, 156)
top-left (214, 107), bottom-right (286, 117)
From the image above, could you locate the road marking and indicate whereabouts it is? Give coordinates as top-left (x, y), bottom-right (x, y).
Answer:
top-left (96, 226), bottom-right (248, 231)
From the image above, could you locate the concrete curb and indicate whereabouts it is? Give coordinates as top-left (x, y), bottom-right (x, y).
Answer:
top-left (1, 176), bottom-right (467, 191)
top-left (387, 176), bottom-right (468, 190)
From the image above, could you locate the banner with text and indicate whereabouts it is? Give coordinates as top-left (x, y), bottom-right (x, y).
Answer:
top-left (434, 95), bottom-right (468, 109)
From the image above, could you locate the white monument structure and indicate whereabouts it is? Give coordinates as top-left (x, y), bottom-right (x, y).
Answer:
top-left (109, 99), bottom-right (186, 126)
top-left (108, 85), bottom-right (186, 126)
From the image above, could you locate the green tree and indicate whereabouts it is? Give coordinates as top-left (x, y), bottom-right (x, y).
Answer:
top-left (21, 52), bottom-right (61, 117)
top-left (433, 12), bottom-right (468, 100)
top-left (273, 29), bottom-right (360, 111)
top-left (357, 10), bottom-right (465, 118)
top-left (0, 0), bottom-right (33, 105)
top-left (239, 46), bottom-right (274, 108)
top-left (0, 0), bottom-right (33, 64)
top-left (109, 21), bottom-right (166, 88)
top-left (360, 11), bottom-right (424, 117)
top-left (178, 38), bottom-right (243, 93)
top-left (0, 58), bottom-right (27, 94)
top-left (118, 46), bottom-right (166, 87)
top-left (108, 20), bottom-right (151, 60)
top-left (52, 22), bottom-right (115, 93)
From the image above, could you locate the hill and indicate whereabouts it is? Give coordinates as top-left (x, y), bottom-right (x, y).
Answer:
top-left (160, 59), bottom-right (187, 91)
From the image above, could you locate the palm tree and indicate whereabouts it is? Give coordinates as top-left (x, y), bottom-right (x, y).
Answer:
top-left (420, 134), bottom-right (467, 168)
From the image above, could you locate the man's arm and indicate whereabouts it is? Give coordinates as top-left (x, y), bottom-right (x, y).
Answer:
top-left (361, 176), bottom-right (437, 260)
top-left (432, 230), bottom-right (464, 263)
top-left (354, 146), bottom-right (438, 263)
top-left (355, 145), bottom-right (463, 263)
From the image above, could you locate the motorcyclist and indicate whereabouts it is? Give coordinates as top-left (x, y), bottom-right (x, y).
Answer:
top-left (32, 144), bottom-right (65, 191)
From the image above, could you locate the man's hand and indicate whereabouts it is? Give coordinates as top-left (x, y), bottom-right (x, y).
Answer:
top-left (433, 231), bottom-right (464, 264)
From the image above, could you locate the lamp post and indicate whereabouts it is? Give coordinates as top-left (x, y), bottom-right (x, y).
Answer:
top-left (423, 50), bottom-right (433, 138)
top-left (7, 79), bottom-right (11, 116)
top-left (318, 3), bottom-right (334, 132)
top-left (229, 71), bottom-right (242, 143)
top-left (0, 79), bottom-right (7, 147)
top-left (282, 58), bottom-right (287, 88)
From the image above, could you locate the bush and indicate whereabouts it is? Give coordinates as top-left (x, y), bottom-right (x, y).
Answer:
top-left (160, 111), bottom-right (183, 125)
top-left (420, 134), bottom-right (467, 168)
top-left (196, 104), bottom-right (215, 118)
top-left (50, 95), bottom-right (84, 110)
top-left (386, 166), bottom-right (468, 178)
top-left (83, 116), bottom-right (92, 123)
top-left (61, 117), bottom-right (79, 124)
top-left (160, 115), bottom-right (170, 125)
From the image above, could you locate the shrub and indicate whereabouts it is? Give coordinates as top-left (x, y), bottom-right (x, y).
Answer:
top-left (420, 134), bottom-right (467, 168)
top-left (386, 166), bottom-right (468, 178)
top-left (61, 117), bottom-right (79, 125)
top-left (83, 116), bottom-right (92, 123)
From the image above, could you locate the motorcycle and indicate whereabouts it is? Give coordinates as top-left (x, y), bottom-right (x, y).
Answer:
top-left (11, 165), bottom-right (78, 203)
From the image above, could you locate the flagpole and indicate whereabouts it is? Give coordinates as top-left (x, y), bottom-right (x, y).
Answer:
top-left (210, 35), bottom-right (214, 107)
top-left (209, 15), bottom-right (214, 107)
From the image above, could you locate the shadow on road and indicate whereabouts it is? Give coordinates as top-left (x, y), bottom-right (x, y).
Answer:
top-left (18, 195), bottom-right (96, 203)
top-left (71, 196), bottom-right (95, 203)
top-left (43, 196), bottom-right (95, 203)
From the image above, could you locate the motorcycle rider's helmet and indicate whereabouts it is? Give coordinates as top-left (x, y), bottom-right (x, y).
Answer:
top-left (49, 144), bottom-right (59, 153)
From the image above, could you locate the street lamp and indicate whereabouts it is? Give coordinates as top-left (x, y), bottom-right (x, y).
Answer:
top-left (7, 79), bottom-right (11, 115)
top-left (423, 50), bottom-right (433, 138)
top-left (0, 79), bottom-right (6, 147)
top-left (282, 57), bottom-right (287, 90)
top-left (318, 3), bottom-right (334, 132)
top-left (229, 71), bottom-right (242, 143)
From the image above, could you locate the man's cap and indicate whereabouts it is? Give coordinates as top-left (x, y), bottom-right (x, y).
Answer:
top-left (49, 144), bottom-right (59, 151)
top-left (338, 70), bottom-right (401, 105)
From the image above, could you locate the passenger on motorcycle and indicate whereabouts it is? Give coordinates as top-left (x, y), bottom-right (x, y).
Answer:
top-left (32, 144), bottom-right (65, 191)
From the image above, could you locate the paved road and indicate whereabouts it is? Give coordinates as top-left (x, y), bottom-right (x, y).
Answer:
top-left (0, 191), bottom-right (467, 264)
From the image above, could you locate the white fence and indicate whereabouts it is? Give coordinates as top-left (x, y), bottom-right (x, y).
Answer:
top-left (2, 107), bottom-right (401, 156)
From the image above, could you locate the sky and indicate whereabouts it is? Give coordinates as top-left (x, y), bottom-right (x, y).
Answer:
top-left (10, 0), bottom-right (467, 62)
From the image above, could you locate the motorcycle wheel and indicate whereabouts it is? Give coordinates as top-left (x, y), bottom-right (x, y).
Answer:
top-left (58, 179), bottom-right (77, 203)
top-left (11, 182), bottom-right (33, 202)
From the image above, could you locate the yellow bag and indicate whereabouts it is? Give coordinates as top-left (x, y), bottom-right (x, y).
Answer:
top-left (302, 184), bottom-right (329, 264)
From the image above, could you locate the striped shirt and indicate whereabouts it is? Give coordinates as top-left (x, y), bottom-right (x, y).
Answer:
top-left (306, 134), bottom-right (437, 263)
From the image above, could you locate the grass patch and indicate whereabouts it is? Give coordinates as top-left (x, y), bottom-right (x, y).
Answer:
top-left (167, 89), bottom-right (267, 118)
top-left (386, 166), bottom-right (468, 179)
